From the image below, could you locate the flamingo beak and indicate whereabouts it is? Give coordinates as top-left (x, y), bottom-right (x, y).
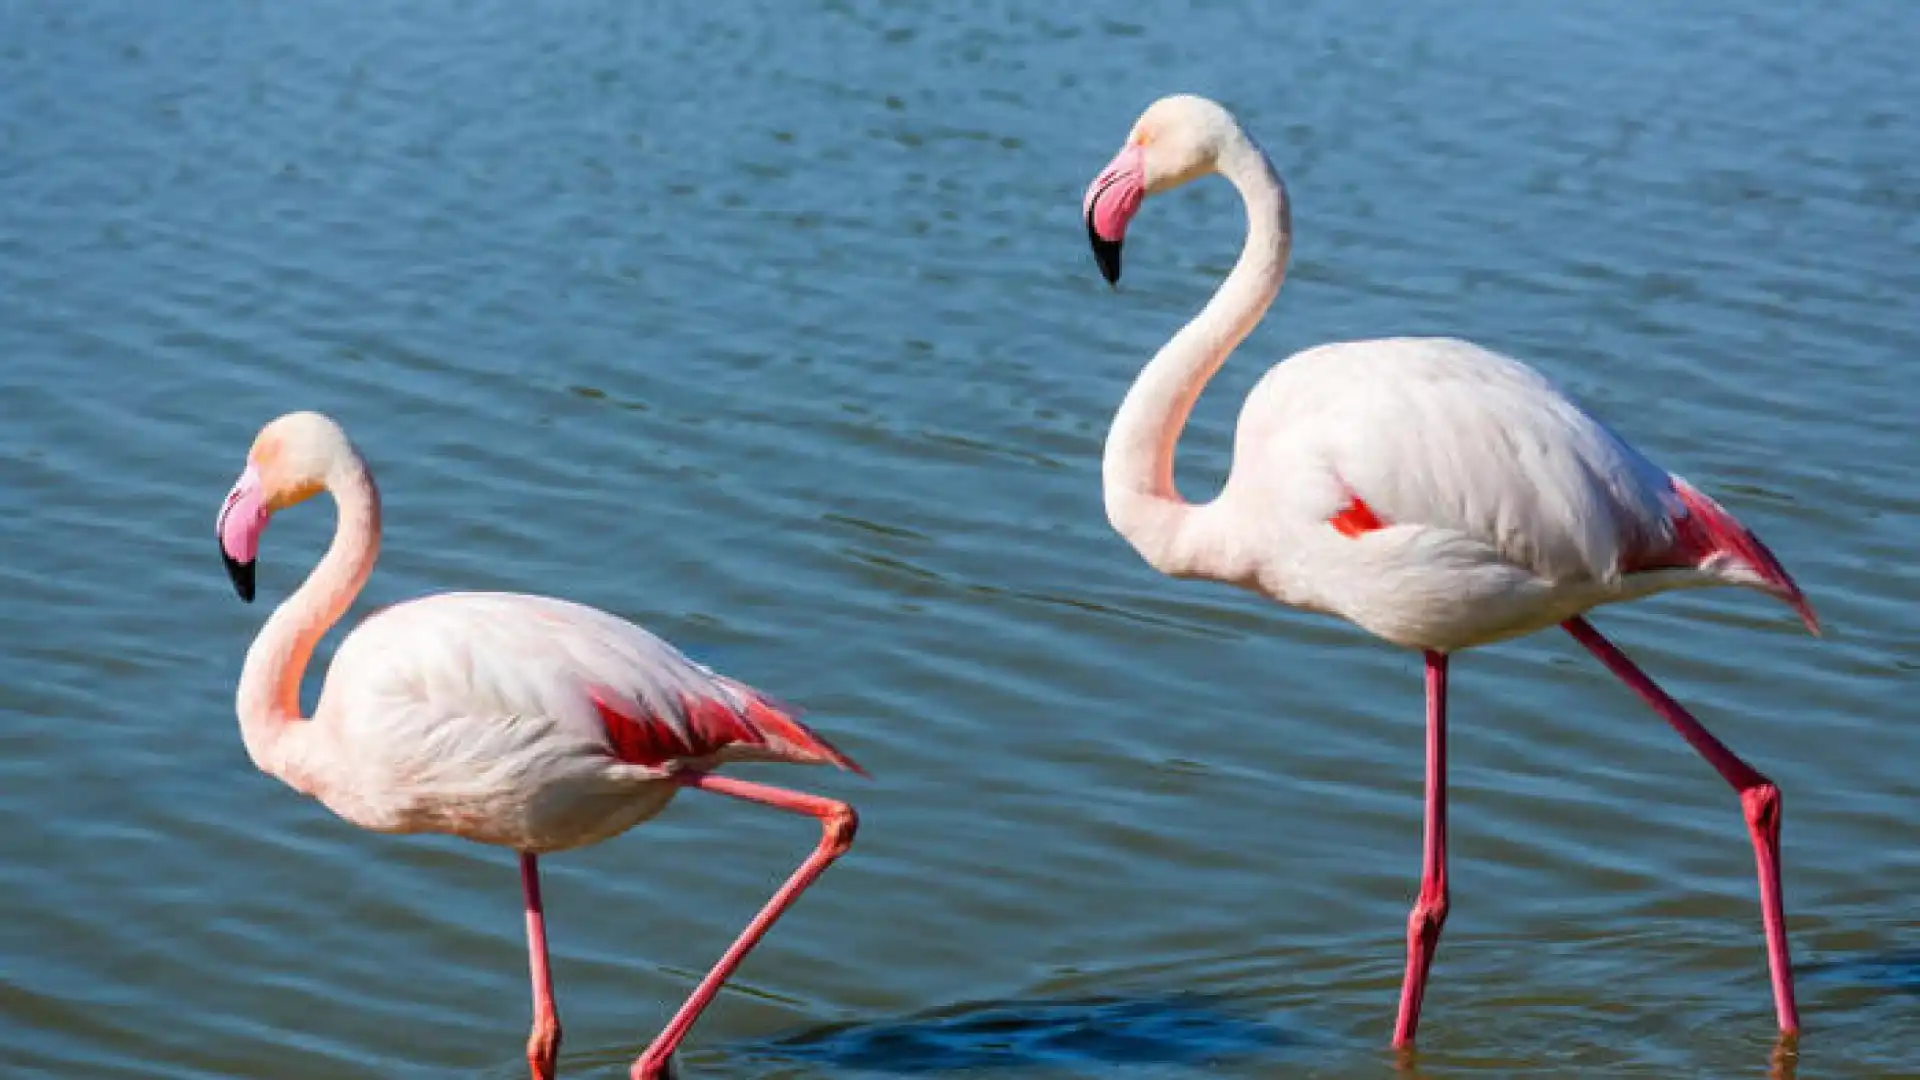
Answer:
top-left (217, 465), bottom-right (267, 603)
top-left (1084, 144), bottom-right (1146, 287)
top-left (223, 547), bottom-right (256, 604)
top-left (1086, 212), bottom-right (1124, 287)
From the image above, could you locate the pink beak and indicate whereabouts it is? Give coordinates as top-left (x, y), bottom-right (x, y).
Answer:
top-left (1083, 144), bottom-right (1146, 285)
top-left (217, 464), bottom-right (268, 602)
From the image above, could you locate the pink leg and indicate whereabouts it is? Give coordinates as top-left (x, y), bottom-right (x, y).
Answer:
top-left (522, 853), bottom-right (562, 1080)
top-left (1563, 616), bottom-right (1799, 1035)
top-left (630, 773), bottom-right (859, 1080)
top-left (1393, 651), bottom-right (1451, 1048)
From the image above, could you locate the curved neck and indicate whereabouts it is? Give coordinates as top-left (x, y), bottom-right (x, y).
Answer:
top-left (235, 458), bottom-right (381, 786)
top-left (1102, 137), bottom-right (1291, 579)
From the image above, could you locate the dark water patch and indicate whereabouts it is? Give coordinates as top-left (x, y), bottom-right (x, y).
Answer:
top-left (1800, 949), bottom-right (1920, 995)
top-left (747, 993), bottom-right (1294, 1074)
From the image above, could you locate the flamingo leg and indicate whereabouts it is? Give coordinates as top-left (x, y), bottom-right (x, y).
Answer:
top-left (1563, 616), bottom-right (1799, 1035)
top-left (629, 773), bottom-right (859, 1080)
top-left (1393, 651), bottom-right (1451, 1048)
top-left (521, 853), bottom-right (563, 1080)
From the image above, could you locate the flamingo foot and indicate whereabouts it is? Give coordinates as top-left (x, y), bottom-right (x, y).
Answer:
top-left (630, 1051), bottom-right (676, 1080)
top-left (526, 1020), bottom-right (561, 1080)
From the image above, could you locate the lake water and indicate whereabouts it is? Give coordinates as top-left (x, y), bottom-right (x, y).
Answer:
top-left (1, 1), bottom-right (1914, 1077)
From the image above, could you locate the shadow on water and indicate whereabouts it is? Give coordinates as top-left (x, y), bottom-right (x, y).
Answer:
top-left (1800, 948), bottom-right (1920, 994)
top-left (741, 992), bottom-right (1296, 1075)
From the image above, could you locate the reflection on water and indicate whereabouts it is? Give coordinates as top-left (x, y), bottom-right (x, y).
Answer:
top-left (1801, 950), bottom-right (1920, 995)
top-left (752, 993), bottom-right (1292, 1074)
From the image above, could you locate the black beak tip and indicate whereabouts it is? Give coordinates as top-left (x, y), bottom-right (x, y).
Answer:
top-left (1086, 212), bottom-right (1123, 287)
top-left (224, 552), bottom-right (256, 603)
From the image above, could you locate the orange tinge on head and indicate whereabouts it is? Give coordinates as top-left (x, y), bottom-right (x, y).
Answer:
top-left (247, 428), bottom-right (281, 467)
top-left (248, 429), bottom-right (324, 511)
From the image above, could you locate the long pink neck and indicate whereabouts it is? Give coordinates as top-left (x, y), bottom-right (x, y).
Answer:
top-left (235, 458), bottom-right (381, 787)
top-left (1102, 136), bottom-right (1291, 580)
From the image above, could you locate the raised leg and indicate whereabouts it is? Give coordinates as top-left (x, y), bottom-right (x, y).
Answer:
top-left (630, 773), bottom-right (859, 1080)
top-left (521, 853), bottom-right (562, 1080)
top-left (1393, 651), bottom-right (1451, 1048)
top-left (1563, 616), bottom-right (1798, 1035)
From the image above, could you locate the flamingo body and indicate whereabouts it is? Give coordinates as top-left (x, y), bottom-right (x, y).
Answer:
top-left (300, 592), bottom-right (854, 853)
top-left (1218, 334), bottom-right (1814, 651)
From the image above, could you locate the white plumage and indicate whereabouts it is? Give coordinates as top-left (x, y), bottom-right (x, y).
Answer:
top-left (305, 592), bottom-right (817, 852)
top-left (1223, 335), bottom-right (1724, 649)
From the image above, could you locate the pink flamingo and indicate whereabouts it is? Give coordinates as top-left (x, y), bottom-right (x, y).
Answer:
top-left (214, 411), bottom-right (865, 1080)
top-left (1081, 95), bottom-right (1819, 1048)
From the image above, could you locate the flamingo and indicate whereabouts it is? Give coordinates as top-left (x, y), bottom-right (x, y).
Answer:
top-left (1080, 94), bottom-right (1819, 1048)
top-left (213, 411), bottom-right (865, 1080)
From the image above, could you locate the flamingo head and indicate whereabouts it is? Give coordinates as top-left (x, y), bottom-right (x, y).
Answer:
top-left (216, 411), bottom-right (353, 602)
top-left (1083, 94), bottom-right (1245, 285)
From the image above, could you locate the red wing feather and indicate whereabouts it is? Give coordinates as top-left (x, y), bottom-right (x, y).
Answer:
top-left (1329, 493), bottom-right (1386, 538)
top-left (593, 685), bottom-right (867, 775)
top-left (1622, 479), bottom-right (1819, 634)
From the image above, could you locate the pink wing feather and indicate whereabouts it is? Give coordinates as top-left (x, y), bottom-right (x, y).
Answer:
top-left (329, 592), bottom-right (865, 776)
top-left (1622, 478), bottom-right (1820, 633)
top-left (1247, 338), bottom-right (1816, 630)
top-left (592, 681), bottom-right (865, 774)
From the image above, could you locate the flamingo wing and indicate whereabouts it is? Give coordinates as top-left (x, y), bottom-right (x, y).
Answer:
top-left (1251, 337), bottom-right (1687, 584)
top-left (320, 592), bottom-right (861, 778)
top-left (1238, 337), bottom-right (1814, 631)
